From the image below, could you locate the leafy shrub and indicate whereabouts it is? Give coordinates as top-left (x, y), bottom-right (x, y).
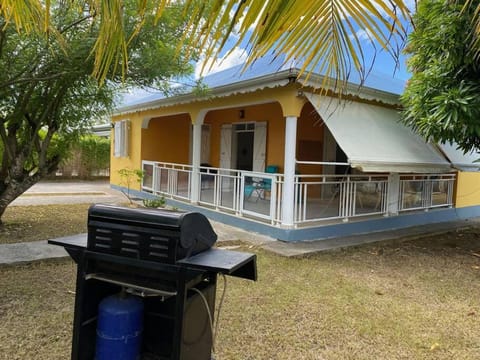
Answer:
top-left (142, 197), bottom-right (166, 208)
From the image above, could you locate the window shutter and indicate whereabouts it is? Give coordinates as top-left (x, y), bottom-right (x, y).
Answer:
top-left (114, 120), bottom-right (129, 157)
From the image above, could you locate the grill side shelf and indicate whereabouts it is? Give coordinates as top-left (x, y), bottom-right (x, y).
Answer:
top-left (178, 248), bottom-right (257, 281)
top-left (48, 234), bottom-right (88, 263)
top-left (48, 234), bottom-right (257, 281)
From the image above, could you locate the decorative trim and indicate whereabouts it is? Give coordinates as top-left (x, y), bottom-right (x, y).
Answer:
top-left (114, 68), bottom-right (402, 117)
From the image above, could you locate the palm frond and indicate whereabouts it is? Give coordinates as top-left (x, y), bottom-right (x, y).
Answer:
top-left (0, 0), bottom-right (46, 32)
top-left (1, 0), bottom-right (414, 90)
top-left (463, 0), bottom-right (480, 61)
top-left (184, 0), bottom-right (412, 93)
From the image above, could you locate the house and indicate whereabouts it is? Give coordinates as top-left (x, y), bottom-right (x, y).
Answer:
top-left (109, 55), bottom-right (480, 241)
top-left (92, 123), bottom-right (112, 138)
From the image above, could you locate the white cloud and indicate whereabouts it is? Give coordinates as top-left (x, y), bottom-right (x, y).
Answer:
top-left (195, 47), bottom-right (248, 78)
top-left (354, 29), bottom-right (375, 43)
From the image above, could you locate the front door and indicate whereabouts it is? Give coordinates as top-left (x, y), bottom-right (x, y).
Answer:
top-left (236, 131), bottom-right (254, 170)
top-left (220, 122), bottom-right (267, 172)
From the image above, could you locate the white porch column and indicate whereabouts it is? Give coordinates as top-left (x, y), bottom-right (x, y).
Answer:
top-left (386, 173), bottom-right (400, 216)
top-left (191, 121), bottom-right (203, 203)
top-left (281, 116), bottom-right (298, 227)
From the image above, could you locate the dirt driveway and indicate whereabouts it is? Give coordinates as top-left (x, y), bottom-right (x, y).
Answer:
top-left (10, 180), bottom-right (125, 206)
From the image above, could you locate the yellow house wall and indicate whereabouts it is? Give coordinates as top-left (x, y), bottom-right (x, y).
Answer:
top-left (455, 172), bottom-right (480, 207)
top-left (109, 85), bottom-right (331, 189)
top-left (296, 102), bottom-right (324, 176)
top-left (205, 102), bottom-right (285, 171)
top-left (110, 115), bottom-right (143, 189)
top-left (142, 114), bottom-right (191, 163)
top-left (113, 85), bottom-right (302, 126)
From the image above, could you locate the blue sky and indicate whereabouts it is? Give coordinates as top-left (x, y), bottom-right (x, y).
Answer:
top-left (123, 2), bottom-right (415, 103)
top-left (193, 35), bottom-right (411, 82)
top-left (193, 1), bottom-right (415, 82)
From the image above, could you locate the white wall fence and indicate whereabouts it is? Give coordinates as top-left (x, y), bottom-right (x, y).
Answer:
top-left (142, 161), bottom-right (455, 227)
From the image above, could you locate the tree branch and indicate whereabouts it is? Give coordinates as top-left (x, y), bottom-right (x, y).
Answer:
top-left (60, 13), bottom-right (96, 34)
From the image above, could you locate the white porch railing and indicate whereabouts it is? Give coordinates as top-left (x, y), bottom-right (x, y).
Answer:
top-left (198, 167), bottom-right (283, 224)
top-left (294, 174), bottom-right (389, 224)
top-left (142, 161), bottom-right (192, 201)
top-left (142, 161), bottom-right (284, 224)
top-left (142, 161), bottom-right (456, 227)
top-left (399, 174), bottom-right (455, 211)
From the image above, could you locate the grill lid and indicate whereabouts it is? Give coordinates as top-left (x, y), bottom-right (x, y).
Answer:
top-left (87, 204), bottom-right (217, 262)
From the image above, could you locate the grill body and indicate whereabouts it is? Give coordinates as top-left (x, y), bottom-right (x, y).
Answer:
top-left (49, 204), bottom-right (256, 360)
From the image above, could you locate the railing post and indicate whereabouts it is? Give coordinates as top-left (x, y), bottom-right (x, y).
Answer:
top-left (448, 177), bottom-right (454, 206)
top-left (281, 116), bottom-right (297, 227)
top-left (424, 178), bottom-right (432, 209)
top-left (386, 173), bottom-right (400, 216)
top-left (191, 122), bottom-right (202, 203)
top-left (154, 164), bottom-right (159, 194)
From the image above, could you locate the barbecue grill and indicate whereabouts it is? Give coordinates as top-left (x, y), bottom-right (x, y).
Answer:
top-left (49, 204), bottom-right (257, 360)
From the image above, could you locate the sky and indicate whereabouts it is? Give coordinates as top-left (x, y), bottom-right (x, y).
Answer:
top-left (122, 1), bottom-right (416, 104)
top-left (193, 0), bottom-right (416, 81)
top-left (193, 37), bottom-right (411, 81)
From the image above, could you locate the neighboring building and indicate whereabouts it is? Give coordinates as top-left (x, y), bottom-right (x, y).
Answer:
top-left (109, 55), bottom-right (480, 241)
top-left (92, 123), bottom-right (112, 138)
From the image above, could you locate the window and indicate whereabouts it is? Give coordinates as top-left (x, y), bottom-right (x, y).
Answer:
top-left (234, 122), bottom-right (255, 132)
top-left (113, 120), bottom-right (129, 158)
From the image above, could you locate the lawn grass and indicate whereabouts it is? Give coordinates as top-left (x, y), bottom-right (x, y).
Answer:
top-left (0, 205), bottom-right (480, 359)
top-left (0, 204), bottom-right (89, 244)
top-left (215, 237), bottom-right (480, 359)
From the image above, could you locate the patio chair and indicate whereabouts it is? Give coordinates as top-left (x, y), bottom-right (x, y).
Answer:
top-left (262, 165), bottom-right (278, 191)
top-left (244, 183), bottom-right (257, 199)
top-left (258, 165), bottom-right (279, 199)
top-left (244, 165), bottom-right (279, 201)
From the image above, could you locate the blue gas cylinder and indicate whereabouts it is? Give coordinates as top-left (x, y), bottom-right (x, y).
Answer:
top-left (95, 292), bottom-right (144, 360)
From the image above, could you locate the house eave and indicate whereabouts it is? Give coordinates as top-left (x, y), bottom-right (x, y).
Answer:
top-left (113, 70), bottom-right (294, 116)
top-left (113, 68), bottom-right (402, 117)
top-left (297, 72), bottom-right (402, 106)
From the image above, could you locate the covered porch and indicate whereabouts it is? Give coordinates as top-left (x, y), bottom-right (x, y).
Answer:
top-left (135, 92), bottom-right (456, 229)
top-left (109, 58), bottom-right (480, 241)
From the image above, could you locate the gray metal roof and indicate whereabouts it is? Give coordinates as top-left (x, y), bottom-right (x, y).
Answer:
top-left (116, 53), bottom-right (406, 114)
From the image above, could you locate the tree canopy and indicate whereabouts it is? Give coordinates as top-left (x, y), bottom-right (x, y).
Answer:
top-left (0, 0), bottom-right (412, 87)
top-left (0, 0), bottom-right (196, 221)
top-left (2, 0), bottom-right (479, 153)
top-left (401, 0), bottom-right (480, 152)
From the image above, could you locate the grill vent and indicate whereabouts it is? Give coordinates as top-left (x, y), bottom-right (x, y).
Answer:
top-left (87, 204), bottom-right (217, 263)
top-left (88, 226), bottom-right (177, 262)
top-left (92, 228), bottom-right (113, 251)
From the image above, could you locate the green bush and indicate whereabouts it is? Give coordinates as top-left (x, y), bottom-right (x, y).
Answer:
top-left (78, 135), bottom-right (110, 176)
top-left (142, 196), bottom-right (166, 208)
top-left (53, 134), bottom-right (110, 178)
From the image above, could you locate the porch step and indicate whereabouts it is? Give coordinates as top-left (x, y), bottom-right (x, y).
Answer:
top-left (262, 219), bottom-right (480, 257)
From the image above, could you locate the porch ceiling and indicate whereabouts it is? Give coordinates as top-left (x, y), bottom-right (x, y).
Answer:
top-left (306, 93), bottom-right (452, 173)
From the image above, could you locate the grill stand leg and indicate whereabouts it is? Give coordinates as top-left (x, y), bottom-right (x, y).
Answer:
top-left (172, 269), bottom-right (187, 359)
